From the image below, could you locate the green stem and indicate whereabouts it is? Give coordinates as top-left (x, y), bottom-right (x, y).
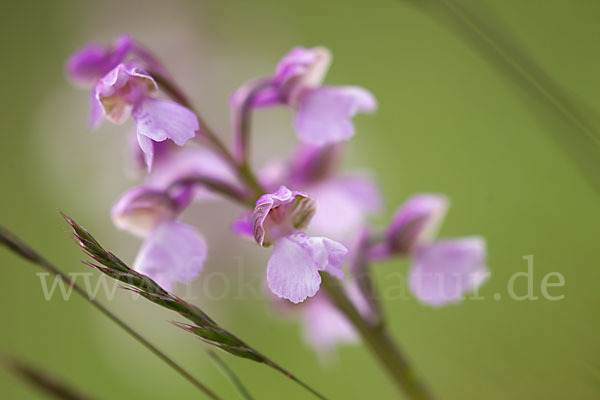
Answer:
top-left (206, 351), bottom-right (253, 400)
top-left (320, 273), bottom-right (434, 400)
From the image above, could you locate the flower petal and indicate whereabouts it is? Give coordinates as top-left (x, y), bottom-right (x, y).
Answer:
top-left (89, 89), bottom-right (103, 130)
top-left (147, 147), bottom-right (240, 203)
top-left (294, 86), bottom-right (377, 145)
top-left (409, 237), bottom-right (489, 306)
top-left (133, 97), bottom-right (198, 145)
top-left (288, 144), bottom-right (342, 186)
top-left (137, 133), bottom-right (155, 171)
top-left (386, 194), bottom-right (449, 255)
top-left (134, 220), bottom-right (207, 291)
top-left (95, 64), bottom-right (156, 124)
top-left (231, 212), bottom-right (254, 238)
top-left (274, 47), bottom-right (332, 102)
top-left (267, 232), bottom-right (347, 303)
top-left (302, 292), bottom-right (357, 354)
top-left (66, 35), bottom-right (132, 86)
top-left (253, 186), bottom-right (314, 247)
top-left (230, 78), bottom-right (282, 108)
top-left (111, 186), bottom-right (180, 237)
top-left (307, 173), bottom-right (382, 241)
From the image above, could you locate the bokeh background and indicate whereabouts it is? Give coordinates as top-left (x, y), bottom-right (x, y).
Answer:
top-left (1, 0), bottom-right (600, 398)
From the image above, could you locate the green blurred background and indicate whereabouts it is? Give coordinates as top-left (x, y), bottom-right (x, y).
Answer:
top-left (1, 0), bottom-right (600, 398)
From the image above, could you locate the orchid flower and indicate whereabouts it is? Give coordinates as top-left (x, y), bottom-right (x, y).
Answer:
top-left (372, 194), bottom-right (489, 306)
top-left (251, 186), bottom-right (347, 303)
top-left (111, 185), bottom-right (207, 291)
top-left (93, 64), bottom-right (198, 170)
top-left (232, 47), bottom-right (377, 146)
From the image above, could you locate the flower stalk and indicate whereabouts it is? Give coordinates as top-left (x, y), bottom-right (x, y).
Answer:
top-left (320, 272), bottom-right (435, 400)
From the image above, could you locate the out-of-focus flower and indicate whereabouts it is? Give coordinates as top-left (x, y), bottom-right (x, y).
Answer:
top-left (94, 64), bottom-right (198, 170)
top-left (371, 194), bottom-right (488, 306)
top-left (251, 186), bottom-right (347, 303)
top-left (146, 146), bottom-right (241, 201)
top-left (301, 282), bottom-right (372, 357)
top-left (111, 185), bottom-right (206, 291)
top-left (260, 144), bottom-right (382, 242)
top-left (301, 292), bottom-right (357, 356)
top-left (232, 47), bottom-right (377, 146)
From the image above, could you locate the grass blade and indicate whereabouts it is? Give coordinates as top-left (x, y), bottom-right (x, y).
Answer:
top-left (207, 350), bottom-right (254, 400)
top-left (0, 224), bottom-right (222, 400)
top-left (61, 213), bottom-right (329, 400)
top-left (4, 356), bottom-right (93, 400)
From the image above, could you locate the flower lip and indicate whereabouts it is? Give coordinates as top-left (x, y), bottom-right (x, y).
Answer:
top-left (408, 237), bottom-right (488, 306)
top-left (252, 186), bottom-right (316, 247)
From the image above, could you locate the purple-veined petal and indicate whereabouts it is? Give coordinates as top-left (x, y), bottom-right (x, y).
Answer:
top-left (294, 86), bottom-right (377, 145)
top-left (267, 232), bottom-right (347, 303)
top-left (386, 194), bottom-right (449, 255)
top-left (134, 220), bottom-right (207, 292)
top-left (409, 237), bottom-right (489, 306)
top-left (133, 97), bottom-right (198, 145)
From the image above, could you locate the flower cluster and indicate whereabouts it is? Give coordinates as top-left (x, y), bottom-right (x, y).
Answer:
top-left (67, 38), bottom-right (489, 354)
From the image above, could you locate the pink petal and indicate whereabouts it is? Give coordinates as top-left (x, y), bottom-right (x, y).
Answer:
top-left (231, 212), bottom-right (254, 238)
top-left (307, 174), bottom-right (382, 241)
top-left (136, 133), bottom-right (155, 171)
top-left (111, 186), bottom-right (179, 238)
top-left (267, 232), bottom-right (347, 303)
top-left (147, 147), bottom-right (240, 202)
top-left (66, 35), bottom-right (132, 86)
top-left (89, 89), bottom-right (103, 130)
top-left (95, 64), bottom-right (156, 124)
top-left (302, 292), bottom-right (357, 354)
top-left (409, 237), bottom-right (489, 306)
top-left (294, 86), bottom-right (377, 145)
top-left (386, 194), bottom-right (449, 254)
top-left (230, 78), bottom-right (281, 108)
top-left (133, 97), bottom-right (198, 145)
top-left (252, 186), bottom-right (314, 247)
top-left (134, 220), bottom-right (207, 291)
